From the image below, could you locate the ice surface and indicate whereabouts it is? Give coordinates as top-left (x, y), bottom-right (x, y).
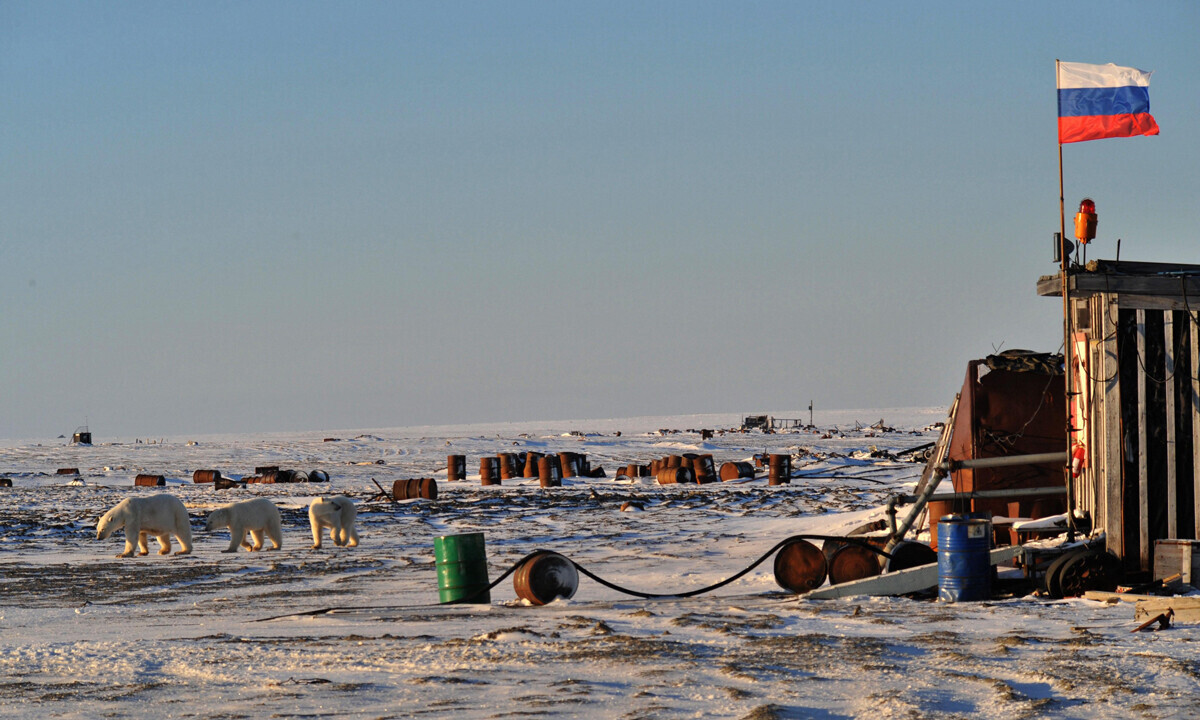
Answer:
top-left (1, 408), bottom-right (1196, 718)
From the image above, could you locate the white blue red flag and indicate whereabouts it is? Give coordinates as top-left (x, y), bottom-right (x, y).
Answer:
top-left (1057, 62), bottom-right (1159, 144)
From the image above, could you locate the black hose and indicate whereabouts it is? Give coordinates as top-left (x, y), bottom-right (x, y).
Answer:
top-left (252, 534), bottom-right (894, 621)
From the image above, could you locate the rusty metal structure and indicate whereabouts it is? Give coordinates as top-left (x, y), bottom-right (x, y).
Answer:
top-left (945, 352), bottom-right (1067, 521)
top-left (1039, 260), bottom-right (1200, 572)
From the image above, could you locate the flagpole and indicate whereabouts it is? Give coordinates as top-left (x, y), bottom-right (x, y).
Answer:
top-left (1056, 58), bottom-right (1077, 542)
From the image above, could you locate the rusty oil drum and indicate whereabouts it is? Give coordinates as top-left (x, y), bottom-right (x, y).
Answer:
top-left (693, 454), bottom-right (717, 483)
top-left (558, 452), bottom-right (579, 478)
top-left (656, 467), bottom-right (694, 485)
top-left (513, 551), bottom-right (579, 605)
top-left (193, 469), bottom-right (221, 484)
top-left (773, 538), bottom-right (827, 593)
top-left (498, 453), bottom-right (517, 480)
top-left (134, 474), bottom-right (165, 487)
top-left (523, 452), bottom-right (542, 478)
top-left (719, 461), bottom-right (755, 482)
top-left (447, 455), bottom-right (466, 482)
top-left (768, 454), bottom-right (791, 485)
top-left (480, 457), bottom-right (500, 486)
top-left (827, 544), bottom-right (882, 585)
top-left (392, 478), bottom-right (438, 501)
top-left (538, 456), bottom-right (562, 488)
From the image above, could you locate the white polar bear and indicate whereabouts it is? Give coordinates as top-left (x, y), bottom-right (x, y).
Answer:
top-left (97, 494), bottom-right (193, 558)
top-left (308, 496), bottom-right (359, 549)
top-left (205, 498), bottom-right (283, 553)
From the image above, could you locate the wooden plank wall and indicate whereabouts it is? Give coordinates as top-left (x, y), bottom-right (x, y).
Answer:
top-left (1088, 297), bottom-right (1200, 572)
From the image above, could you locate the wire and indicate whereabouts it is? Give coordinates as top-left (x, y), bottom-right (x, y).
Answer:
top-left (251, 535), bottom-right (897, 621)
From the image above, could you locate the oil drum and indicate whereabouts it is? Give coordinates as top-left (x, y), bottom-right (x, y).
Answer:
top-left (513, 551), bottom-right (579, 605)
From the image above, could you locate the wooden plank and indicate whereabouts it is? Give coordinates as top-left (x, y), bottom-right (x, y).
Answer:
top-left (1167, 313), bottom-right (1178, 538)
top-left (1138, 309), bottom-right (1151, 571)
top-left (1083, 590), bottom-right (1159, 603)
top-left (1193, 312), bottom-right (1200, 539)
top-left (1135, 597), bottom-right (1200, 624)
top-left (800, 546), bottom-right (1021, 600)
top-left (1101, 294), bottom-right (1124, 556)
top-left (1038, 274), bottom-right (1200, 300)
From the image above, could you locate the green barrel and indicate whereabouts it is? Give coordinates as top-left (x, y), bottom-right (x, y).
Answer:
top-left (434, 532), bottom-right (491, 604)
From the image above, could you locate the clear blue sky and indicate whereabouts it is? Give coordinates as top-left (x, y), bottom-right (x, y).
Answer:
top-left (3, 1), bottom-right (1199, 438)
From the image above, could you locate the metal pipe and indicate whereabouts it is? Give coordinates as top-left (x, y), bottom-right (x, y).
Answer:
top-left (891, 485), bottom-right (1067, 505)
top-left (939, 451), bottom-right (1067, 473)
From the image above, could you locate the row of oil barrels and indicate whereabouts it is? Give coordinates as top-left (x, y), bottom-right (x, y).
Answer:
top-left (448, 452), bottom-right (602, 488)
top-left (635, 453), bottom-right (792, 485)
top-left (772, 537), bottom-right (936, 593)
top-left (191, 467), bottom-right (331, 490)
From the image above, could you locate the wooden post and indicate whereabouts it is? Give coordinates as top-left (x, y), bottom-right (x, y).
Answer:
top-left (1137, 309), bottom-right (1151, 570)
top-left (1192, 310), bottom-right (1200, 539)
top-left (1101, 294), bottom-right (1123, 555)
top-left (1167, 313), bottom-right (1178, 538)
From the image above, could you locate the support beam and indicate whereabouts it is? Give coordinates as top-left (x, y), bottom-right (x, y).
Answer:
top-left (1167, 313), bottom-right (1178, 538)
top-left (1138, 309), bottom-right (1151, 570)
top-left (1101, 294), bottom-right (1123, 555)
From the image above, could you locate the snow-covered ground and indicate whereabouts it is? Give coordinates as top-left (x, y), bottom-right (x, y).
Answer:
top-left (2, 407), bottom-right (1197, 719)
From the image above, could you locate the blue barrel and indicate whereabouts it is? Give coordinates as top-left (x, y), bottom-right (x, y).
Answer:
top-left (937, 515), bottom-right (992, 602)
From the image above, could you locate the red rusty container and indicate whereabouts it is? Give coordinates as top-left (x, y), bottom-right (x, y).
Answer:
top-left (827, 544), bottom-right (882, 585)
top-left (523, 452), bottom-right (542, 478)
top-left (656, 467), bottom-right (694, 485)
top-left (538, 456), bottom-right (562, 488)
top-left (768, 454), bottom-right (792, 485)
top-left (753, 454), bottom-right (768, 469)
top-left (719, 461), bottom-right (755, 482)
top-left (213, 477), bottom-right (240, 490)
top-left (193, 469), bottom-right (222, 484)
top-left (694, 454), bottom-right (717, 483)
top-left (261, 470), bottom-right (294, 483)
top-left (393, 478), bottom-right (439, 501)
top-left (513, 551), bottom-right (579, 605)
top-left (665, 455), bottom-right (682, 469)
top-left (309, 470), bottom-right (330, 483)
top-left (559, 452), bottom-right (579, 478)
top-left (498, 453), bottom-right (517, 480)
top-left (447, 455), bottom-right (466, 482)
top-left (134, 474), bottom-right (165, 487)
top-left (57, 468), bottom-right (79, 475)
top-left (480, 457), bottom-right (500, 486)
top-left (773, 539), bottom-right (827, 593)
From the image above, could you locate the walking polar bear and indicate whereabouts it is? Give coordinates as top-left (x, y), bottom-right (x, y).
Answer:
top-left (205, 498), bottom-right (283, 552)
top-left (308, 496), bottom-right (358, 549)
top-left (97, 494), bottom-right (193, 558)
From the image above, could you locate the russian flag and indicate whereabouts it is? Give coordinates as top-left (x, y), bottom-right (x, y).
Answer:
top-left (1057, 61), bottom-right (1159, 144)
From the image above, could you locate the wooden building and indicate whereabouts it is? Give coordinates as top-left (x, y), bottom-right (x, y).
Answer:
top-left (1038, 260), bottom-right (1200, 571)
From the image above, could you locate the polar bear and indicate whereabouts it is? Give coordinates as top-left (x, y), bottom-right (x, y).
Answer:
top-left (205, 498), bottom-right (283, 552)
top-left (308, 496), bottom-right (358, 549)
top-left (97, 494), bottom-right (193, 558)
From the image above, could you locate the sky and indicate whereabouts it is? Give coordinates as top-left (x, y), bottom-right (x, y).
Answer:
top-left (3, 1), bottom-right (1199, 439)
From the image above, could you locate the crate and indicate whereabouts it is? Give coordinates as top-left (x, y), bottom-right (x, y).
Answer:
top-left (1153, 540), bottom-right (1200, 587)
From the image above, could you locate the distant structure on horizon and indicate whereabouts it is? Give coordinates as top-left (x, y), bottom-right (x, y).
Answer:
top-left (71, 425), bottom-right (91, 445)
